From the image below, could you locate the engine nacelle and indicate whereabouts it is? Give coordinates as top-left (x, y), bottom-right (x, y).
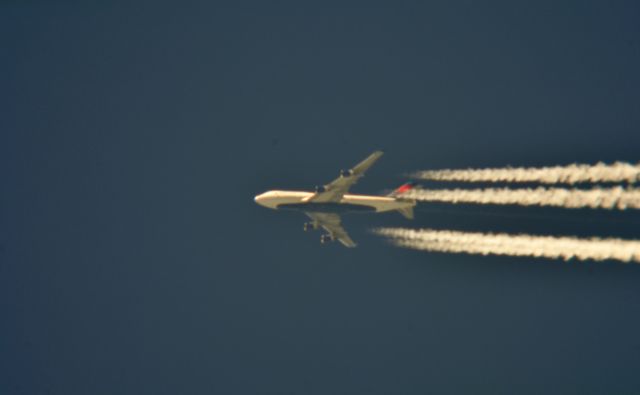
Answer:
top-left (315, 185), bottom-right (326, 193)
top-left (320, 234), bottom-right (334, 244)
top-left (303, 222), bottom-right (316, 232)
top-left (340, 169), bottom-right (353, 177)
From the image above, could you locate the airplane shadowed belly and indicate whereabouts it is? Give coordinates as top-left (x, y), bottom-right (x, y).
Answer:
top-left (277, 202), bottom-right (377, 213)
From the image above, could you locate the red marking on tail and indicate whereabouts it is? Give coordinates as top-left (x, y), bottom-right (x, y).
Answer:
top-left (393, 182), bottom-right (417, 194)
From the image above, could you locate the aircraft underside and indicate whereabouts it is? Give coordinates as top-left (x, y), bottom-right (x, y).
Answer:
top-left (277, 202), bottom-right (377, 214)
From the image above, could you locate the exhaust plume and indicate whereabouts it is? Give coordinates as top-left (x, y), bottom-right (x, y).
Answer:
top-left (374, 228), bottom-right (640, 263)
top-left (403, 186), bottom-right (640, 210)
top-left (411, 162), bottom-right (640, 184)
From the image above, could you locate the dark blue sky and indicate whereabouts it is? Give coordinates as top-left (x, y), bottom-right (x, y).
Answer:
top-left (2, 2), bottom-right (640, 394)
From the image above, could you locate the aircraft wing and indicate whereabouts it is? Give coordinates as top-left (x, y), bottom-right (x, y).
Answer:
top-left (308, 151), bottom-right (384, 203)
top-left (305, 212), bottom-right (357, 248)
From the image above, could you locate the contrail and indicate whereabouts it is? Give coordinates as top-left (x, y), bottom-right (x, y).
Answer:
top-left (374, 228), bottom-right (640, 263)
top-left (403, 186), bottom-right (640, 210)
top-left (411, 162), bottom-right (640, 184)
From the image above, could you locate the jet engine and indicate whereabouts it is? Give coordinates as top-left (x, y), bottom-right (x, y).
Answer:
top-left (340, 169), bottom-right (353, 177)
top-left (303, 222), bottom-right (316, 232)
top-left (320, 234), bottom-right (334, 244)
top-left (315, 185), bottom-right (326, 193)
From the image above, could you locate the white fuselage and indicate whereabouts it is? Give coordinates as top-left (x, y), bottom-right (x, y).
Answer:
top-left (254, 190), bottom-right (414, 213)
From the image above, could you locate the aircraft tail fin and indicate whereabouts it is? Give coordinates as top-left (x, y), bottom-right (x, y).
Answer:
top-left (388, 181), bottom-right (418, 197)
top-left (389, 182), bottom-right (417, 220)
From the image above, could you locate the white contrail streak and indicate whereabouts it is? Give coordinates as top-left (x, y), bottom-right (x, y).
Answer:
top-left (374, 228), bottom-right (640, 263)
top-left (411, 162), bottom-right (640, 184)
top-left (403, 186), bottom-right (640, 210)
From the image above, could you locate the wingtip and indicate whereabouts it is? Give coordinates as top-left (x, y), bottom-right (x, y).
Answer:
top-left (340, 239), bottom-right (358, 248)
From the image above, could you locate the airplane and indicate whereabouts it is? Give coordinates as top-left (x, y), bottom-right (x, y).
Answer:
top-left (254, 151), bottom-right (417, 247)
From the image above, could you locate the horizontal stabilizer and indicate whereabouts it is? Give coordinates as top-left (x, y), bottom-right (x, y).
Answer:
top-left (397, 206), bottom-right (414, 220)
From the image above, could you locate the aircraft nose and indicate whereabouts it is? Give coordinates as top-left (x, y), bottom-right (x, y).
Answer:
top-left (254, 191), bottom-right (276, 208)
top-left (254, 193), bottom-right (265, 205)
